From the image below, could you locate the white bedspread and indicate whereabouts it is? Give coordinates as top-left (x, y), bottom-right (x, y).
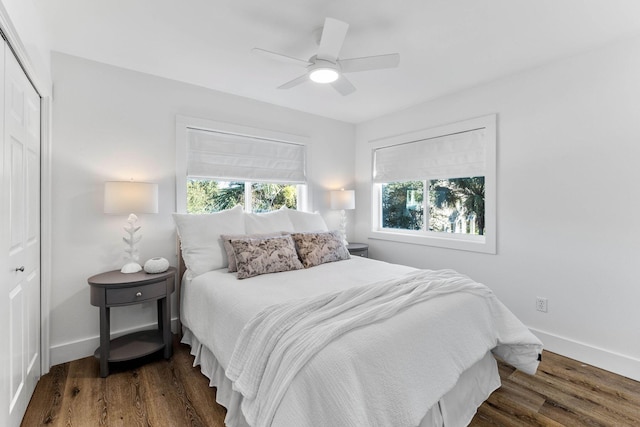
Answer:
top-left (181, 257), bottom-right (542, 427)
top-left (226, 269), bottom-right (542, 427)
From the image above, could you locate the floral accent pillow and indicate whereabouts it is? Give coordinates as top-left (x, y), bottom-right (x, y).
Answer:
top-left (230, 235), bottom-right (304, 279)
top-left (291, 231), bottom-right (351, 268)
top-left (221, 232), bottom-right (286, 272)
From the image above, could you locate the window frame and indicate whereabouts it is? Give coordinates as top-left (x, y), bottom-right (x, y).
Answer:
top-left (176, 115), bottom-right (310, 214)
top-left (370, 114), bottom-right (496, 254)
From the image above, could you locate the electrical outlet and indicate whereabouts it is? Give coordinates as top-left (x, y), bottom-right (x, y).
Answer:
top-left (536, 297), bottom-right (548, 313)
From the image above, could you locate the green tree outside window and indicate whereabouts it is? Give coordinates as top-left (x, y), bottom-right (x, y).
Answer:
top-left (186, 179), bottom-right (297, 213)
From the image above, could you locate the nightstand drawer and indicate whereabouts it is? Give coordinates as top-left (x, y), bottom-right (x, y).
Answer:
top-left (106, 281), bottom-right (166, 305)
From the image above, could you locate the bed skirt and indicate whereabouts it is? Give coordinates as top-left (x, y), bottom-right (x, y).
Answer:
top-left (181, 327), bottom-right (500, 427)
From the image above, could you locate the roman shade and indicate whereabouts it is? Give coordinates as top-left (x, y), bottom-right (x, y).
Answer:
top-left (372, 129), bottom-right (486, 183)
top-left (187, 128), bottom-right (306, 184)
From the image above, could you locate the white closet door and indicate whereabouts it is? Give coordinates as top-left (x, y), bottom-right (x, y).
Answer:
top-left (0, 39), bottom-right (41, 427)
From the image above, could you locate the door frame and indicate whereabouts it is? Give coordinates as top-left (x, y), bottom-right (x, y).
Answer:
top-left (0, 3), bottom-right (53, 375)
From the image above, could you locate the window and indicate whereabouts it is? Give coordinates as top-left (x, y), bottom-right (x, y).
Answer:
top-left (381, 177), bottom-right (485, 235)
top-left (428, 177), bottom-right (485, 234)
top-left (371, 115), bottom-right (496, 253)
top-left (381, 181), bottom-right (424, 230)
top-left (187, 180), bottom-right (299, 213)
top-left (176, 116), bottom-right (309, 214)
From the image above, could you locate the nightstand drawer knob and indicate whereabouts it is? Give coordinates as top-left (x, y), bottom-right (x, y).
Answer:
top-left (136, 292), bottom-right (142, 297)
top-left (15, 266), bottom-right (25, 272)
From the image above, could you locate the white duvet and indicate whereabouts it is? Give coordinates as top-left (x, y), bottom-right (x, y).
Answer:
top-left (181, 257), bottom-right (542, 427)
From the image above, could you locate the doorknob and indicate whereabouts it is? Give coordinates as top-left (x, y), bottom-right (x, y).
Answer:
top-left (15, 266), bottom-right (25, 272)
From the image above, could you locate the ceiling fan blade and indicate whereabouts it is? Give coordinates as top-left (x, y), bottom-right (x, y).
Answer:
top-left (277, 74), bottom-right (309, 90)
top-left (316, 17), bottom-right (349, 61)
top-left (331, 75), bottom-right (356, 96)
top-left (338, 53), bottom-right (400, 73)
top-left (252, 48), bottom-right (311, 67)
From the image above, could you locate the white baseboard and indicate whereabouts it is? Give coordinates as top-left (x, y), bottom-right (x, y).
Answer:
top-left (530, 328), bottom-right (640, 382)
top-left (50, 318), bottom-right (181, 367)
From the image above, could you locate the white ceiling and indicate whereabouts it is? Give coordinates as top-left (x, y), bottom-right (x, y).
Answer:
top-left (40, 0), bottom-right (640, 123)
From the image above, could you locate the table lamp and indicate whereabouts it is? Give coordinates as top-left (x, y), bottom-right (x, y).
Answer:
top-left (330, 189), bottom-right (355, 246)
top-left (104, 181), bottom-right (158, 273)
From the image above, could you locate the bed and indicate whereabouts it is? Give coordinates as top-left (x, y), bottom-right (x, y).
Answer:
top-left (173, 206), bottom-right (543, 427)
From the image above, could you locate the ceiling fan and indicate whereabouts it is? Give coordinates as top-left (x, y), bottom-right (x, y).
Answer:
top-left (252, 17), bottom-right (400, 96)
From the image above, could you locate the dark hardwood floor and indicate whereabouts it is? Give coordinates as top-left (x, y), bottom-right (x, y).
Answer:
top-left (22, 336), bottom-right (640, 426)
top-left (470, 351), bottom-right (640, 426)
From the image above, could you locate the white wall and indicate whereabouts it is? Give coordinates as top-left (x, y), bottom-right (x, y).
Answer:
top-left (0, 0), bottom-right (51, 85)
top-left (355, 35), bottom-right (640, 381)
top-left (49, 52), bottom-right (355, 365)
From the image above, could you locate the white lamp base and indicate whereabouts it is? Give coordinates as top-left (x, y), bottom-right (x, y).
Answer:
top-left (121, 262), bottom-right (142, 274)
top-left (339, 209), bottom-right (349, 246)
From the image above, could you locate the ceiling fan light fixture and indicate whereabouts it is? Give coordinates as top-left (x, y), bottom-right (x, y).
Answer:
top-left (309, 67), bottom-right (339, 83)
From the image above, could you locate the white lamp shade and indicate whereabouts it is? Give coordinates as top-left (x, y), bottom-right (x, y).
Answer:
top-left (104, 181), bottom-right (159, 214)
top-left (330, 189), bottom-right (355, 210)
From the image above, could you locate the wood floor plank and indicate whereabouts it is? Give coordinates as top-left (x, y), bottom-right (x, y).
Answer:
top-left (507, 367), bottom-right (638, 427)
top-left (477, 386), bottom-right (564, 427)
top-left (20, 363), bottom-right (68, 426)
top-left (60, 355), bottom-right (108, 426)
top-left (473, 349), bottom-right (640, 427)
top-left (22, 339), bottom-right (640, 426)
top-left (171, 340), bottom-right (227, 426)
top-left (472, 399), bottom-right (564, 427)
top-left (141, 353), bottom-right (211, 427)
top-left (541, 351), bottom-right (640, 403)
top-left (487, 379), bottom-right (546, 413)
top-left (534, 367), bottom-right (640, 424)
top-left (103, 368), bottom-right (150, 427)
top-left (538, 399), bottom-right (610, 427)
top-left (496, 358), bottom-right (517, 379)
top-left (141, 358), bottom-right (187, 426)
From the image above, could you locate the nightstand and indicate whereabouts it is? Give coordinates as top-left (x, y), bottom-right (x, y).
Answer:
top-left (346, 243), bottom-right (369, 258)
top-left (88, 267), bottom-right (176, 377)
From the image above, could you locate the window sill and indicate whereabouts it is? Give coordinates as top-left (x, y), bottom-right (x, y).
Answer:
top-left (369, 230), bottom-right (496, 254)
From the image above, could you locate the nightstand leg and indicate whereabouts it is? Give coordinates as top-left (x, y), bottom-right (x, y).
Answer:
top-left (99, 306), bottom-right (110, 377)
top-left (157, 298), bottom-right (163, 334)
top-left (158, 298), bottom-right (172, 358)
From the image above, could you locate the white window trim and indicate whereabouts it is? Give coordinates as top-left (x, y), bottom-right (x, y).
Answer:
top-left (176, 115), bottom-right (310, 213)
top-left (369, 114), bottom-right (497, 254)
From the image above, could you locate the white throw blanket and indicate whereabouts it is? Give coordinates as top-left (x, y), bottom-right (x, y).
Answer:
top-left (226, 269), bottom-right (543, 427)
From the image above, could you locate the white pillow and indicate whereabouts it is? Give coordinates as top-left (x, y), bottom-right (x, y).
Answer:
top-left (244, 209), bottom-right (295, 234)
top-left (283, 207), bottom-right (329, 232)
top-left (173, 205), bottom-right (245, 277)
